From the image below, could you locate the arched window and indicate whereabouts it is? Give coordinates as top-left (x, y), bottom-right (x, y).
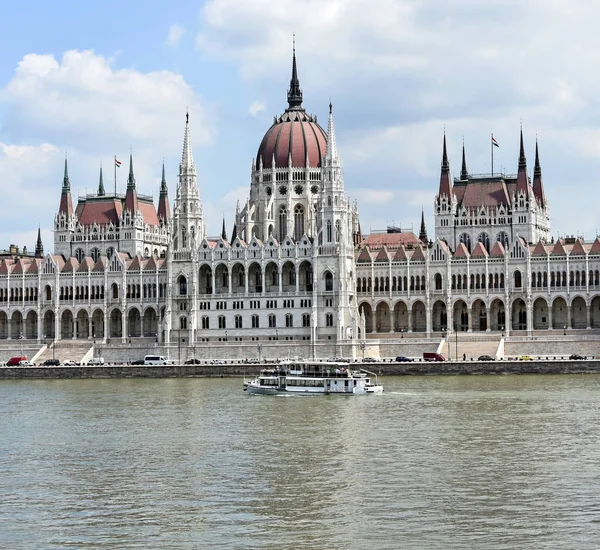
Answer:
top-left (325, 271), bottom-right (333, 291)
top-left (182, 227), bottom-right (187, 249)
top-left (178, 275), bottom-right (188, 296)
top-left (279, 206), bottom-right (288, 242)
top-left (286, 313), bottom-right (293, 327)
top-left (112, 282), bottom-right (119, 299)
top-left (478, 232), bottom-right (490, 252)
top-left (435, 273), bottom-right (442, 290)
top-left (326, 220), bottom-right (332, 243)
top-left (75, 248), bottom-right (84, 262)
top-left (268, 314), bottom-right (276, 328)
top-left (294, 205), bottom-right (304, 241)
top-left (91, 248), bottom-right (100, 262)
top-left (335, 220), bottom-right (341, 243)
top-left (497, 231), bottom-right (509, 248)
top-left (459, 233), bottom-right (471, 253)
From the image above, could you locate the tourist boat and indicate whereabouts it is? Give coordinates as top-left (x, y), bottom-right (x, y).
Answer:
top-left (243, 360), bottom-right (383, 395)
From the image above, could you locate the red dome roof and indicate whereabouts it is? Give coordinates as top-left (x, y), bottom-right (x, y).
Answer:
top-left (256, 109), bottom-right (327, 169)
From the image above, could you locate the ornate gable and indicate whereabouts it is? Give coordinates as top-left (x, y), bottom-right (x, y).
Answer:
top-left (357, 247), bottom-right (372, 263)
top-left (454, 242), bottom-right (470, 259)
top-left (490, 241), bottom-right (505, 258)
top-left (392, 245), bottom-right (407, 261)
top-left (410, 245), bottom-right (426, 262)
top-left (570, 239), bottom-right (586, 256)
top-left (471, 242), bottom-right (488, 258)
top-left (590, 237), bottom-right (600, 255)
top-left (551, 239), bottom-right (567, 256)
top-left (532, 240), bottom-right (548, 257)
top-left (375, 247), bottom-right (390, 263)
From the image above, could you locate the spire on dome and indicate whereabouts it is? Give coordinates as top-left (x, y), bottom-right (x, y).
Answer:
top-left (127, 153), bottom-right (136, 189)
top-left (181, 111), bottom-right (195, 169)
top-left (519, 127), bottom-right (527, 168)
top-left (460, 141), bottom-right (468, 180)
top-left (419, 209), bottom-right (428, 244)
top-left (325, 102), bottom-right (340, 166)
top-left (98, 164), bottom-right (105, 196)
top-left (438, 133), bottom-right (453, 198)
top-left (35, 227), bottom-right (44, 258)
top-left (287, 36), bottom-right (303, 110)
top-left (532, 139), bottom-right (547, 207)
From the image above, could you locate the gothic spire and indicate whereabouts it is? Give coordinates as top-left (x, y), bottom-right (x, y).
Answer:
top-left (438, 133), bottom-right (452, 198)
top-left (127, 153), bottom-right (136, 189)
top-left (231, 223), bottom-right (237, 243)
top-left (35, 227), bottom-right (44, 258)
top-left (59, 154), bottom-right (74, 216)
top-left (157, 160), bottom-right (171, 223)
top-left (181, 111), bottom-right (195, 170)
top-left (532, 139), bottom-right (547, 207)
top-left (460, 141), bottom-right (468, 180)
top-left (98, 164), bottom-right (105, 196)
top-left (62, 156), bottom-right (70, 192)
top-left (222, 217), bottom-right (227, 240)
top-left (287, 37), bottom-right (303, 110)
top-left (516, 127), bottom-right (529, 194)
top-left (325, 102), bottom-right (340, 166)
top-left (419, 209), bottom-right (428, 244)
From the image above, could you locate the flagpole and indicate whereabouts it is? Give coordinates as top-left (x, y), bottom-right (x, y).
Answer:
top-left (114, 155), bottom-right (117, 195)
top-left (491, 133), bottom-right (494, 176)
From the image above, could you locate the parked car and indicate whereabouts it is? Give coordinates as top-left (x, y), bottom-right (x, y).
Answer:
top-left (63, 359), bottom-right (77, 366)
top-left (88, 357), bottom-right (105, 365)
top-left (478, 355), bottom-right (495, 361)
top-left (519, 355), bottom-right (535, 361)
top-left (7, 356), bottom-right (27, 366)
top-left (569, 354), bottom-right (584, 360)
top-left (395, 356), bottom-right (414, 362)
top-left (423, 352), bottom-right (446, 362)
top-left (19, 360), bottom-right (33, 367)
top-left (131, 359), bottom-right (145, 365)
top-left (43, 359), bottom-right (60, 366)
top-left (184, 358), bottom-right (201, 365)
top-left (363, 357), bottom-right (381, 363)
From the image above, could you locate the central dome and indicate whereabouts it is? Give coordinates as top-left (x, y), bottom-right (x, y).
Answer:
top-left (256, 110), bottom-right (327, 169)
top-left (255, 48), bottom-right (327, 170)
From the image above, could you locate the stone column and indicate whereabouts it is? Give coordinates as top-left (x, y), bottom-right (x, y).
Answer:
top-left (587, 305), bottom-right (592, 329)
top-left (567, 306), bottom-right (572, 329)
top-left (467, 308), bottom-right (473, 333)
top-left (485, 306), bottom-right (491, 332)
top-left (407, 310), bottom-right (413, 333)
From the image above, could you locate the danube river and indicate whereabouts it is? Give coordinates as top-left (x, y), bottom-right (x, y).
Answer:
top-left (1, 375), bottom-right (599, 549)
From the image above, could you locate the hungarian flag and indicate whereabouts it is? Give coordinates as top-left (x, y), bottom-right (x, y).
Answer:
top-left (492, 136), bottom-right (499, 148)
top-left (115, 158), bottom-right (122, 167)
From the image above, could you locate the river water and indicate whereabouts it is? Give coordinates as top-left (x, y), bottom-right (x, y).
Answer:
top-left (1, 375), bottom-right (599, 549)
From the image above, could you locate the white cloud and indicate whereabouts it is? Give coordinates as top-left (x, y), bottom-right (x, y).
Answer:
top-left (248, 101), bottom-right (265, 117)
top-left (1, 50), bottom-right (211, 152)
top-left (166, 24), bottom-right (185, 46)
top-left (353, 188), bottom-right (394, 205)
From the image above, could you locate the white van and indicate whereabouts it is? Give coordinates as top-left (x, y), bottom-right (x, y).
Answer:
top-left (144, 355), bottom-right (167, 365)
top-left (88, 357), bottom-right (105, 365)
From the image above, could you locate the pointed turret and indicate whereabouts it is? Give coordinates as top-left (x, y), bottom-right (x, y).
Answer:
top-left (34, 227), bottom-right (44, 258)
top-left (438, 133), bottom-right (452, 198)
top-left (516, 128), bottom-right (529, 194)
top-left (181, 111), bottom-right (195, 171)
top-left (460, 141), bottom-right (468, 180)
top-left (124, 153), bottom-right (138, 212)
top-left (532, 140), bottom-right (546, 207)
top-left (231, 223), bottom-right (237, 243)
top-left (419, 209), bottom-right (428, 244)
top-left (98, 164), bottom-right (105, 196)
top-left (221, 217), bottom-right (227, 240)
top-left (58, 156), bottom-right (74, 216)
top-left (157, 161), bottom-right (171, 223)
top-left (325, 102), bottom-right (340, 167)
top-left (287, 38), bottom-right (303, 110)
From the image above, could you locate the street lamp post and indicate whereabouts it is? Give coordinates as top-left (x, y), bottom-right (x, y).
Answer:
top-left (178, 329), bottom-right (181, 365)
top-left (563, 325), bottom-right (566, 336)
top-left (258, 343), bottom-right (262, 363)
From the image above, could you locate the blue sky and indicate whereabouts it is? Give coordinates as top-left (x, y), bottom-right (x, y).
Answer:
top-left (1, 0), bottom-right (600, 253)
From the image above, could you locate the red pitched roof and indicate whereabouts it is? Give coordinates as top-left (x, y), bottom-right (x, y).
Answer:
top-left (471, 242), bottom-right (488, 258)
top-left (356, 247), bottom-right (372, 263)
top-left (393, 246), bottom-right (407, 261)
top-left (62, 257), bottom-right (79, 273)
top-left (374, 247), bottom-right (389, 262)
top-left (590, 238), bottom-right (600, 255)
top-left (93, 256), bottom-right (108, 272)
top-left (490, 241), bottom-right (505, 257)
top-left (361, 232), bottom-right (420, 251)
top-left (410, 245), bottom-right (426, 261)
top-left (454, 243), bottom-right (470, 258)
top-left (129, 256), bottom-right (143, 271)
top-left (532, 240), bottom-right (548, 257)
top-left (78, 257), bottom-right (94, 272)
top-left (570, 239), bottom-right (586, 256)
top-left (551, 239), bottom-right (567, 256)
